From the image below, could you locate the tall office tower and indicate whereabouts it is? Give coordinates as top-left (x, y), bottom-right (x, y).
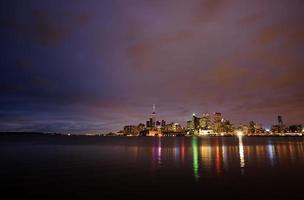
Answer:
top-left (200, 113), bottom-right (211, 129)
top-left (149, 118), bottom-right (153, 128)
top-left (137, 123), bottom-right (145, 132)
top-left (151, 104), bottom-right (156, 128)
top-left (213, 112), bottom-right (222, 133)
top-left (187, 120), bottom-right (194, 130)
top-left (214, 112), bottom-right (222, 123)
top-left (192, 113), bottom-right (200, 129)
top-left (278, 115), bottom-right (283, 133)
top-left (278, 115), bottom-right (283, 126)
top-left (161, 120), bottom-right (166, 127)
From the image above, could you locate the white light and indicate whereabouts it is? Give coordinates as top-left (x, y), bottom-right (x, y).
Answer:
top-left (266, 129), bottom-right (270, 132)
top-left (237, 131), bottom-right (244, 137)
top-left (238, 136), bottom-right (245, 169)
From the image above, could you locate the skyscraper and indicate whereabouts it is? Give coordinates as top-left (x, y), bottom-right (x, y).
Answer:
top-left (213, 112), bottom-right (222, 133)
top-left (192, 113), bottom-right (200, 130)
top-left (278, 115), bottom-right (283, 133)
top-left (151, 104), bottom-right (156, 128)
top-left (200, 113), bottom-right (212, 130)
top-left (278, 116), bottom-right (283, 126)
top-left (161, 120), bottom-right (166, 127)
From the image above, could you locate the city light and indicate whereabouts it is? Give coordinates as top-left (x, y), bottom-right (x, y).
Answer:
top-left (122, 107), bottom-right (303, 137)
top-left (237, 131), bottom-right (244, 137)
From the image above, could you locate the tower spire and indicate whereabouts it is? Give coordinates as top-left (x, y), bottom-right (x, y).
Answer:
top-left (152, 104), bottom-right (156, 114)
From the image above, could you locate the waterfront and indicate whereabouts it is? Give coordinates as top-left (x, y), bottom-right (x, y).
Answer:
top-left (1, 135), bottom-right (304, 199)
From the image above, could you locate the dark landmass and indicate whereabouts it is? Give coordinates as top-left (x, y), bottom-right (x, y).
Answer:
top-left (0, 132), bottom-right (63, 136)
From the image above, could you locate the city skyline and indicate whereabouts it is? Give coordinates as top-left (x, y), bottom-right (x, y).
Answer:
top-left (1, 0), bottom-right (304, 133)
top-left (122, 104), bottom-right (303, 137)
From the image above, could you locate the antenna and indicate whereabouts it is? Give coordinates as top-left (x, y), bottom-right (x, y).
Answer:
top-left (152, 104), bottom-right (156, 114)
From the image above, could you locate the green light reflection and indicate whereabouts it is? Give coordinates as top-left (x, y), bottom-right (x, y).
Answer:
top-left (192, 137), bottom-right (199, 181)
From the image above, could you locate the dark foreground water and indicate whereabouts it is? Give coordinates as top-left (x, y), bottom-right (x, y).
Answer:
top-left (1, 135), bottom-right (304, 199)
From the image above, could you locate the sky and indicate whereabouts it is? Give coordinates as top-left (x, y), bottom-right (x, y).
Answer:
top-left (1, 0), bottom-right (304, 133)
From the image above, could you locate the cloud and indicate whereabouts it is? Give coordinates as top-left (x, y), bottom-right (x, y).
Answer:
top-left (30, 10), bottom-right (68, 46)
top-left (192, 0), bottom-right (230, 22)
top-left (128, 31), bottom-right (193, 68)
top-left (238, 13), bottom-right (264, 27)
top-left (257, 23), bottom-right (304, 46)
top-left (0, 8), bottom-right (93, 46)
top-left (75, 14), bottom-right (93, 25)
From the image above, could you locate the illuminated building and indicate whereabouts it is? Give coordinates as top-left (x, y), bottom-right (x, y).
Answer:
top-left (221, 119), bottom-right (233, 134)
top-left (140, 129), bottom-right (162, 136)
top-left (213, 112), bottom-right (222, 133)
top-left (187, 112), bottom-right (226, 135)
top-left (234, 124), bottom-right (249, 136)
top-left (123, 125), bottom-right (137, 136)
top-left (146, 120), bottom-right (150, 128)
top-left (187, 120), bottom-right (194, 131)
top-left (271, 115), bottom-right (286, 133)
top-left (151, 104), bottom-right (156, 128)
top-left (278, 115), bottom-right (283, 131)
top-left (123, 123), bottom-right (145, 136)
top-left (214, 112), bottom-right (222, 122)
top-left (197, 113), bottom-right (213, 135)
top-left (124, 125), bottom-right (139, 136)
top-left (139, 105), bottom-right (164, 136)
top-left (271, 125), bottom-right (281, 134)
top-left (197, 129), bottom-right (214, 136)
top-left (149, 118), bottom-right (153, 128)
top-left (162, 122), bottom-right (184, 136)
top-left (249, 121), bottom-right (255, 134)
top-left (254, 123), bottom-right (264, 134)
top-left (192, 113), bottom-right (200, 130)
top-left (137, 123), bottom-right (145, 132)
top-left (161, 120), bottom-right (166, 127)
top-left (287, 124), bottom-right (303, 133)
top-left (187, 113), bottom-right (201, 135)
top-left (199, 113), bottom-right (212, 130)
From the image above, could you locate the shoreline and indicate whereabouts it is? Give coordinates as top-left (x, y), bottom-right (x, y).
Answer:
top-left (0, 132), bottom-right (303, 137)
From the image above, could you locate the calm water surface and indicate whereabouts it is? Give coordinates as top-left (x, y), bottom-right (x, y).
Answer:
top-left (1, 135), bottom-right (304, 199)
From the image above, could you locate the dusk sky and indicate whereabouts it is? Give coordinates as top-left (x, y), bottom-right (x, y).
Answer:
top-left (1, 0), bottom-right (303, 133)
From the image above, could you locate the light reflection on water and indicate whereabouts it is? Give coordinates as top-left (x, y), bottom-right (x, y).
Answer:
top-left (2, 136), bottom-right (304, 182)
top-left (152, 137), bottom-right (162, 168)
top-left (222, 142), bottom-right (228, 171)
top-left (2, 136), bottom-right (304, 199)
top-left (238, 136), bottom-right (245, 175)
top-left (145, 137), bottom-right (304, 180)
top-left (192, 137), bottom-right (199, 180)
top-left (268, 141), bottom-right (275, 166)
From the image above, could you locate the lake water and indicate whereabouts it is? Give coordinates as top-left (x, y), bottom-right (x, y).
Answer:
top-left (1, 135), bottom-right (304, 199)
